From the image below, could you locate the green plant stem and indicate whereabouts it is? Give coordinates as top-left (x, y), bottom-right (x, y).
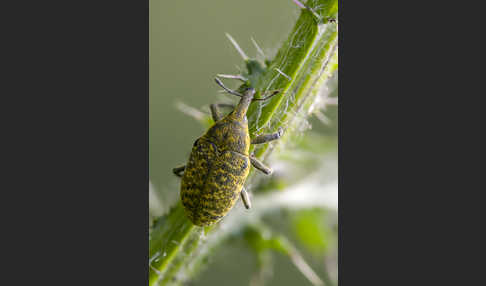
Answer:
top-left (149, 1), bottom-right (338, 285)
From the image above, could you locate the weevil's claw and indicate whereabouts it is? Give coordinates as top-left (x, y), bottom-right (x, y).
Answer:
top-left (328, 17), bottom-right (337, 23)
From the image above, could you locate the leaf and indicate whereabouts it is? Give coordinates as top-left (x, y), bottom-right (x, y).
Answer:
top-left (243, 223), bottom-right (325, 286)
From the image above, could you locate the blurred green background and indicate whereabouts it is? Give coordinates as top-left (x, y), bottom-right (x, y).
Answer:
top-left (150, 1), bottom-right (338, 285)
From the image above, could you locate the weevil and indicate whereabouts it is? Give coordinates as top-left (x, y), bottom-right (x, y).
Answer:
top-left (173, 77), bottom-right (283, 227)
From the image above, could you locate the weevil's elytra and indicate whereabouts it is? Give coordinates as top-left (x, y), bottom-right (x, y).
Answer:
top-left (174, 78), bottom-right (283, 226)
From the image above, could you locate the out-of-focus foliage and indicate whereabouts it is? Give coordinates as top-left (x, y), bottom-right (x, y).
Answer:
top-left (291, 209), bottom-right (333, 255)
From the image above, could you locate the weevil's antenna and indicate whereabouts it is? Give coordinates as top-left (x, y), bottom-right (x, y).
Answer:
top-left (253, 90), bottom-right (281, 101)
top-left (225, 33), bottom-right (249, 61)
top-left (214, 77), bottom-right (244, 97)
top-left (215, 76), bottom-right (280, 101)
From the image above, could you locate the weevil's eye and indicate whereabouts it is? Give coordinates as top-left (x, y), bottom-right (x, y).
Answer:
top-left (193, 138), bottom-right (199, 147)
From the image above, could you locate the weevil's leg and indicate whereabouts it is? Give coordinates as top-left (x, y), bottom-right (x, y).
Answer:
top-left (216, 103), bottom-right (235, 109)
top-left (210, 103), bottom-right (236, 122)
top-left (251, 127), bottom-right (284, 145)
top-left (240, 187), bottom-right (252, 209)
top-left (172, 165), bottom-right (185, 177)
top-left (250, 155), bottom-right (273, 175)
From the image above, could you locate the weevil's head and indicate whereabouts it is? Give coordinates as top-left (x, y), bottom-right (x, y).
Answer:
top-left (214, 77), bottom-right (280, 103)
top-left (214, 77), bottom-right (281, 121)
top-left (229, 87), bottom-right (255, 121)
top-left (239, 59), bottom-right (280, 102)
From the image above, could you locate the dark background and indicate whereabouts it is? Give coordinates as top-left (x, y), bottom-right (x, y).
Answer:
top-left (4, 0), bottom-right (470, 285)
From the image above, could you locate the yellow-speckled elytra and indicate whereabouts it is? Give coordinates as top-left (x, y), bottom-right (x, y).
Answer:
top-left (173, 77), bottom-right (283, 227)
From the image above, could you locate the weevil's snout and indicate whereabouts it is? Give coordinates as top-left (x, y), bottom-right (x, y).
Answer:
top-left (243, 87), bottom-right (256, 101)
